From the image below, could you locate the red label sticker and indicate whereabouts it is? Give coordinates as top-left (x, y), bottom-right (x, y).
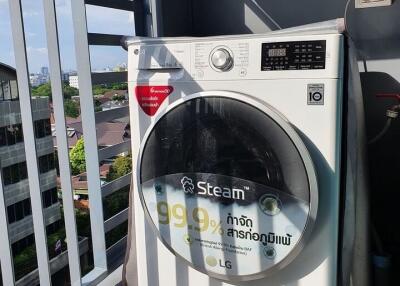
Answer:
top-left (135, 85), bottom-right (174, 116)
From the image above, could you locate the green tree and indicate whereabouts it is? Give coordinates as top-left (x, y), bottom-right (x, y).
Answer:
top-left (32, 82), bottom-right (52, 98)
top-left (94, 98), bottom-right (102, 112)
top-left (31, 82), bottom-right (79, 100)
top-left (70, 138), bottom-right (86, 175)
top-left (106, 155), bottom-right (132, 181)
top-left (92, 84), bottom-right (109, 95)
top-left (111, 82), bottom-right (128, 90)
top-left (63, 83), bottom-right (79, 99)
top-left (64, 99), bottom-right (80, 118)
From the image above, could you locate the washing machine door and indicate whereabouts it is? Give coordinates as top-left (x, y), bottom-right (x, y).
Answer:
top-left (137, 92), bottom-right (318, 281)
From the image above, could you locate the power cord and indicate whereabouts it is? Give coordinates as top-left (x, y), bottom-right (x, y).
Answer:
top-left (368, 100), bottom-right (400, 144)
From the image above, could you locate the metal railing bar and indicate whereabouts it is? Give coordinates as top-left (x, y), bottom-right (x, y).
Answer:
top-left (95, 106), bottom-right (129, 123)
top-left (97, 265), bottom-right (123, 286)
top-left (8, 1), bottom-right (51, 285)
top-left (104, 208), bottom-right (129, 233)
top-left (106, 236), bottom-right (127, 272)
top-left (0, 170), bottom-right (15, 285)
top-left (71, 0), bottom-right (108, 273)
top-left (85, 0), bottom-right (141, 12)
top-left (101, 172), bottom-right (132, 198)
top-left (81, 267), bottom-right (108, 286)
top-left (98, 140), bottom-right (131, 161)
top-left (91, 71), bottom-right (127, 84)
top-left (42, 0), bottom-right (83, 285)
top-left (88, 33), bottom-right (125, 46)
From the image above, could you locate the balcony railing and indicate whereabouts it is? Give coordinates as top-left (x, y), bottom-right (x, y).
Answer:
top-left (0, 0), bottom-right (150, 285)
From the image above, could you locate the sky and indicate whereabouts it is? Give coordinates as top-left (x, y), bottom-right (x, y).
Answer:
top-left (0, 0), bottom-right (135, 73)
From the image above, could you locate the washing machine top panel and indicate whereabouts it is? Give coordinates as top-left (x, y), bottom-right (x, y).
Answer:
top-left (137, 95), bottom-right (318, 281)
top-left (127, 33), bottom-right (343, 82)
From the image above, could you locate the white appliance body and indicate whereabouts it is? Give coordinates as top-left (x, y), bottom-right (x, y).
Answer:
top-left (127, 33), bottom-right (344, 286)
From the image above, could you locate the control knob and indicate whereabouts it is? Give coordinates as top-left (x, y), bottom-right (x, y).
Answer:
top-left (210, 48), bottom-right (233, 71)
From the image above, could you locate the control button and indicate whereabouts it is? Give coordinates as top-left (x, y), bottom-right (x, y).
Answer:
top-left (312, 64), bottom-right (325, 69)
top-left (313, 52), bottom-right (325, 61)
top-left (210, 48), bottom-right (233, 71)
top-left (196, 69), bottom-right (204, 78)
top-left (299, 64), bottom-right (311, 69)
top-left (239, 68), bottom-right (247, 77)
top-left (314, 44), bottom-right (324, 50)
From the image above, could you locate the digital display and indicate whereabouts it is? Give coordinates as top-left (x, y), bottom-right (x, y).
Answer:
top-left (268, 48), bottom-right (286, 57)
top-left (261, 40), bottom-right (326, 71)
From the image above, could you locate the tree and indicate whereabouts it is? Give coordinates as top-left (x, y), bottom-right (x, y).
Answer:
top-left (64, 99), bottom-right (80, 118)
top-left (31, 82), bottom-right (79, 100)
top-left (32, 82), bottom-right (52, 98)
top-left (106, 155), bottom-right (132, 181)
top-left (92, 84), bottom-right (109, 95)
top-left (63, 83), bottom-right (79, 99)
top-left (111, 83), bottom-right (128, 90)
top-left (70, 138), bottom-right (86, 175)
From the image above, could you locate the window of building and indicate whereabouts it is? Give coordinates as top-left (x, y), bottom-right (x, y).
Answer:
top-left (6, 126), bottom-right (16, 145)
top-left (7, 205), bottom-right (16, 223)
top-left (39, 153), bottom-right (55, 174)
top-left (0, 123), bottom-right (23, 147)
top-left (51, 188), bottom-right (58, 204)
top-left (42, 188), bottom-right (58, 208)
top-left (44, 119), bottom-right (51, 136)
top-left (2, 81), bottom-right (11, 101)
top-left (10, 80), bottom-right (18, 100)
top-left (2, 162), bottom-right (28, 185)
top-left (0, 126), bottom-right (7, 146)
top-left (43, 189), bottom-right (52, 208)
top-left (0, 80), bottom-right (18, 101)
top-left (23, 198), bottom-right (32, 216)
top-left (15, 201), bottom-right (24, 221)
top-left (34, 119), bottom-right (52, 138)
top-left (46, 220), bottom-right (61, 235)
top-left (11, 234), bottom-right (34, 257)
top-left (7, 198), bottom-right (32, 224)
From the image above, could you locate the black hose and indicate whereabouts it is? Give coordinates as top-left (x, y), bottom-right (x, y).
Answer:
top-left (368, 118), bottom-right (392, 145)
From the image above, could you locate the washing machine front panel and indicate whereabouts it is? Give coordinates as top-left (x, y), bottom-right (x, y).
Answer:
top-left (136, 92), bottom-right (318, 281)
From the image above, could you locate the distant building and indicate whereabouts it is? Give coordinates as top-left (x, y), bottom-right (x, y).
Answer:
top-left (69, 74), bottom-right (79, 89)
top-left (61, 71), bottom-right (69, 83)
top-left (41, 66), bottom-right (49, 76)
top-left (29, 73), bottom-right (49, 87)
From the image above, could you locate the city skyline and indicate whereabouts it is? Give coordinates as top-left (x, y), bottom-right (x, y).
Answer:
top-left (0, 0), bottom-right (135, 73)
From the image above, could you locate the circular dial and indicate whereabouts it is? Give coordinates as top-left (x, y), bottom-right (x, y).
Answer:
top-left (210, 48), bottom-right (233, 71)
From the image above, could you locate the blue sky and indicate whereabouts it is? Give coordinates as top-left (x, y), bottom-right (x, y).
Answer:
top-left (0, 0), bottom-right (135, 73)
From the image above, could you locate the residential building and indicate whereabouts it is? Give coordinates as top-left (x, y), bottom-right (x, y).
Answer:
top-left (29, 73), bottom-right (49, 87)
top-left (68, 74), bottom-right (79, 89)
top-left (0, 63), bottom-right (77, 284)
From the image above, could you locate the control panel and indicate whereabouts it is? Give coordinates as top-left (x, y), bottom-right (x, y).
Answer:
top-left (261, 40), bottom-right (326, 71)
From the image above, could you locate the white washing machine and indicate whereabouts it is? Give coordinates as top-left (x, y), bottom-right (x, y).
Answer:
top-left (125, 32), bottom-right (344, 286)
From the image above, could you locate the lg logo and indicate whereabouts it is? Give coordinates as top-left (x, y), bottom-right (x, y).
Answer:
top-left (205, 256), bottom-right (232, 269)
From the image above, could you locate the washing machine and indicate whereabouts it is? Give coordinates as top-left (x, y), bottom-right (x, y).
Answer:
top-left (125, 32), bottom-right (344, 286)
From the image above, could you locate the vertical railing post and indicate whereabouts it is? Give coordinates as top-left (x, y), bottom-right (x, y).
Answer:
top-left (0, 169), bottom-right (15, 285)
top-left (42, 0), bottom-right (82, 285)
top-left (8, 1), bottom-right (52, 285)
top-left (70, 0), bottom-right (108, 275)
